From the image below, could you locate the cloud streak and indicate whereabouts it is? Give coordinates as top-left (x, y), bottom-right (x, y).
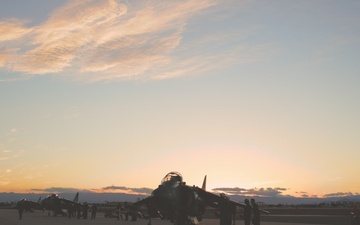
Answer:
top-left (323, 192), bottom-right (360, 198)
top-left (0, 149), bottom-right (22, 161)
top-left (31, 187), bottom-right (93, 193)
top-left (26, 186), bottom-right (360, 199)
top-left (99, 186), bottom-right (153, 195)
top-left (0, 0), bottom-right (227, 81)
top-left (212, 187), bottom-right (289, 197)
top-left (31, 186), bottom-right (153, 195)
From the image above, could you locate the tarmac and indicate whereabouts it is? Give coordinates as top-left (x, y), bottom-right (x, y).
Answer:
top-left (0, 209), bottom-right (339, 225)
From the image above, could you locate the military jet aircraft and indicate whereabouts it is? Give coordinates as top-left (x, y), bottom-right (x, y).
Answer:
top-left (16, 197), bottom-right (43, 212)
top-left (130, 171), bottom-right (261, 225)
top-left (41, 192), bottom-right (81, 216)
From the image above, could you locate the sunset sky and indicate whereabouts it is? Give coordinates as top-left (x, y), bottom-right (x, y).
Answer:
top-left (1, 0), bottom-right (359, 199)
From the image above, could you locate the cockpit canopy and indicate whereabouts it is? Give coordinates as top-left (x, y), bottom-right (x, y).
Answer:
top-left (161, 171), bottom-right (183, 187)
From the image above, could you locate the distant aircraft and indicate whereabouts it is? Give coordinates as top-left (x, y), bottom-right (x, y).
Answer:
top-left (129, 171), bottom-right (260, 225)
top-left (41, 192), bottom-right (81, 216)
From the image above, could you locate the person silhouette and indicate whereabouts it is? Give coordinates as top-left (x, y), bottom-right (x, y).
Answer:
top-left (91, 204), bottom-right (97, 219)
top-left (16, 200), bottom-right (25, 220)
top-left (250, 199), bottom-right (260, 225)
top-left (219, 194), bottom-right (233, 225)
top-left (243, 199), bottom-right (251, 225)
top-left (83, 202), bottom-right (89, 219)
top-left (250, 199), bottom-right (269, 225)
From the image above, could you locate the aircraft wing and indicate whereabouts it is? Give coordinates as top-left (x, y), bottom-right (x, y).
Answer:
top-left (195, 189), bottom-right (269, 215)
top-left (29, 200), bottom-right (42, 207)
top-left (194, 186), bottom-right (245, 209)
top-left (59, 192), bottom-right (82, 206)
top-left (129, 196), bottom-right (164, 219)
top-left (60, 198), bottom-right (81, 205)
top-left (132, 196), bottom-right (155, 207)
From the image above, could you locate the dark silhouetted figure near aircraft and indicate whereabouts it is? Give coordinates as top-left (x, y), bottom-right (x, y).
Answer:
top-left (250, 199), bottom-right (269, 225)
top-left (251, 199), bottom-right (260, 225)
top-left (83, 202), bottom-right (89, 219)
top-left (243, 199), bottom-right (252, 225)
top-left (218, 194), bottom-right (236, 225)
top-left (91, 204), bottom-right (98, 219)
top-left (16, 199), bottom-right (25, 220)
top-left (67, 204), bottom-right (71, 218)
top-left (117, 202), bottom-right (123, 220)
top-left (124, 202), bottom-right (129, 221)
top-left (76, 204), bottom-right (81, 219)
top-left (16, 198), bottom-right (43, 219)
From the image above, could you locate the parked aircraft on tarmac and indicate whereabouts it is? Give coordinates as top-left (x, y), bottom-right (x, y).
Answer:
top-left (41, 192), bottom-right (81, 216)
top-left (130, 171), bottom-right (268, 225)
top-left (16, 197), bottom-right (43, 212)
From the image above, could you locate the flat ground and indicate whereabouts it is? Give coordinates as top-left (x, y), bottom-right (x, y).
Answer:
top-left (0, 209), bottom-right (351, 225)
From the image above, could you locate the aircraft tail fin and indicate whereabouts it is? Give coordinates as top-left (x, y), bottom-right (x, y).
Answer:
top-left (202, 175), bottom-right (207, 190)
top-left (73, 192), bottom-right (79, 202)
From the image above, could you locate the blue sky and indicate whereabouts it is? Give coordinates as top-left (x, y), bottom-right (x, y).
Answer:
top-left (0, 0), bottom-right (359, 198)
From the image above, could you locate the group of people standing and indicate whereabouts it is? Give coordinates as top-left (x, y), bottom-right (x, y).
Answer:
top-left (218, 194), bottom-right (267, 225)
top-left (243, 198), bottom-right (266, 225)
top-left (66, 202), bottom-right (98, 219)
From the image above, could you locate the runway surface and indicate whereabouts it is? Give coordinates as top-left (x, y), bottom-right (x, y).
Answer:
top-left (0, 209), bottom-right (335, 225)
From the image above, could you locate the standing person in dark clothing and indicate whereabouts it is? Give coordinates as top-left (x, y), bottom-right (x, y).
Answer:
top-left (116, 202), bottom-right (122, 220)
top-left (250, 199), bottom-right (269, 225)
top-left (219, 194), bottom-right (233, 225)
top-left (53, 195), bottom-right (61, 216)
top-left (231, 203), bottom-right (236, 225)
top-left (91, 204), bottom-right (98, 219)
top-left (250, 199), bottom-right (260, 225)
top-left (67, 203), bottom-right (73, 219)
top-left (83, 202), bottom-right (89, 219)
top-left (124, 202), bottom-right (129, 221)
top-left (16, 200), bottom-right (25, 220)
top-left (76, 204), bottom-right (81, 219)
top-left (243, 199), bottom-right (252, 225)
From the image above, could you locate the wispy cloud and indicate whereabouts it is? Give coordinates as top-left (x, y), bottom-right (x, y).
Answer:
top-left (0, 149), bottom-right (23, 161)
top-left (295, 191), bottom-right (318, 198)
top-left (0, 172), bottom-right (11, 186)
top-left (18, 185), bottom-right (360, 200)
top-left (0, 0), bottom-right (229, 81)
top-left (323, 192), bottom-right (360, 198)
top-left (31, 186), bottom-right (152, 195)
top-left (1, 149), bottom-right (12, 153)
top-left (10, 128), bottom-right (17, 133)
top-left (212, 188), bottom-right (359, 199)
top-left (98, 185), bottom-right (153, 195)
top-left (212, 187), bottom-right (289, 197)
top-left (0, 19), bottom-right (32, 42)
top-left (0, 180), bottom-right (10, 186)
top-left (31, 187), bottom-right (92, 193)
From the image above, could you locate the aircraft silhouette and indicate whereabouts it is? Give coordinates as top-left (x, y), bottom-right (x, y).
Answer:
top-left (16, 197), bottom-right (43, 212)
top-left (41, 192), bottom-right (81, 216)
top-left (130, 171), bottom-right (252, 225)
